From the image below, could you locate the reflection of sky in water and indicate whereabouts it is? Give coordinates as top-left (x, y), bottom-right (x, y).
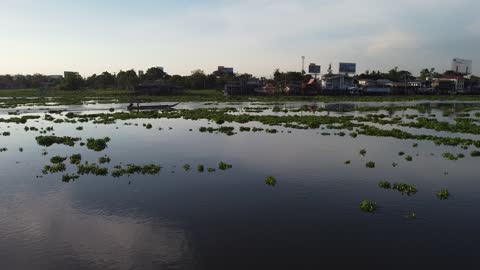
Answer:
top-left (0, 104), bottom-right (480, 268)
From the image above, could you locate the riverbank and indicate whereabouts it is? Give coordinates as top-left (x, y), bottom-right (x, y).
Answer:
top-left (3, 88), bottom-right (480, 107)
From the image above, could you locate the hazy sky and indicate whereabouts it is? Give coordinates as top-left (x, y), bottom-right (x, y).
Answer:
top-left (1, 0), bottom-right (479, 77)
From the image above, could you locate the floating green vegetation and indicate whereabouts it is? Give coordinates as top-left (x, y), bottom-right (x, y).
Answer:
top-left (19, 147), bottom-right (23, 152)
top-left (2, 132), bottom-right (10, 136)
top-left (239, 126), bottom-right (251, 132)
top-left (398, 151), bottom-right (405, 156)
top-left (359, 200), bottom-right (377, 213)
top-left (111, 164), bottom-right (161, 177)
top-left (76, 126), bottom-right (83, 130)
top-left (109, 108), bottom-right (115, 112)
top-left (265, 176), bottom-right (276, 186)
top-left (197, 165), bottom-right (204, 172)
top-left (50, 156), bottom-right (67, 164)
top-left (0, 147), bottom-right (7, 152)
top-left (405, 155), bottom-right (413, 161)
top-left (207, 168), bottom-right (216, 172)
top-left (359, 149), bottom-right (367, 156)
top-left (471, 151), bottom-right (480, 157)
top-left (199, 126), bottom-right (235, 136)
top-left (183, 164), bottom-right (191, 171)
top-left (70, 154), bottom-right (82, 165)
top-left (144, 123), bottom-right (153, 129)
top-left (42, 163), bottom-right (66, 174)
top-left (442, 152), bottom-right (465, 161)
top-left (218, 161), bottom-right (233, 170)
top-left (365, 161), bottom-right (375, 168)
top-left (86, 137), bottom-right (110, 151)
top-left (36, 136), bottom-right (80, 147)
top-left (405, 213), bottom-right (417, 219)
top-left (349, 132), bottom-right (358, 138)
top-left (378, 181), bottom-right (391, 189)
top-left (345, 160), bottom-right (351, 165)
top-left (393, 182), bottom-right (418, 195)
top-left (392, 162), bottom-right (398, 167)
top-left (412, 143), bottom-right (418, 148)
top-left (77, 162), bottom-right (108, 176)
top-left (62, 173), bottom-right (80, 182)
top-left (98, 155), bottom-right (111, 164)
top-left (436, 189), bottom-right (450, 200)
top-left (265, 128), bottom-right (278, 134)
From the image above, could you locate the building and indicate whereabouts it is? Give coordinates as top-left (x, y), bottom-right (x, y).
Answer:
top-left (64, 71), bottom-right (79, 77)
top-left (321, 74), bottom-right (355, 94)
top-left (138, 70), bottom-right (144, 77)
top-left (432, 76), bottom-right (465, 94)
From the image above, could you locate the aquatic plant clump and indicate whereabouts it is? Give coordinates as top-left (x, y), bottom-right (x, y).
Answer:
top-left (35, 136), bottom-right (81, 147)
top-left (265, 176), bottom-right (276, 186)
top-left (77, 162), bottom-right (108, 176)
top-left (218, 162), bottom-right (233, 170)
top-left (437, 189), bottom-right (450, 200)
top-left (98, 155), bottom-right (111, 164)
top-left (359, 200), bottom-right (377, 213)
top-left (197, 165), bottom-right (204, 172)
top-left (378, 181), bottom-right (391, 189)
top-left (86, 137), bottom-right (111, 151)
top-left (62, 174), bottom-right (80, 182)
top-left (50, 156), bottom-right (67, 164)
top-left (393, 182), bottom-right (418, 196)
top-left (471, 151), bottom-right (480, 157)
top-left (70, 154), bottom-right (82, 165)
top-left (42, 163), bottom-right (66, 174)
top-left (183, 164), bottom-right (191, 171)
top-left (365, 161), bottom-right (375, 168)
top-left (405, 156), bottom-right (413, 162)
top-left (111, 164), bottom-right (162, 177)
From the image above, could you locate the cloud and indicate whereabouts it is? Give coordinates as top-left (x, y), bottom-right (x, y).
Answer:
top-left (367, 31), bottom-right (421, 54)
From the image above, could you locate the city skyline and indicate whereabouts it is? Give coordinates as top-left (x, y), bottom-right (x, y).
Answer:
top-left (1, 0), bottom-right (479, 77)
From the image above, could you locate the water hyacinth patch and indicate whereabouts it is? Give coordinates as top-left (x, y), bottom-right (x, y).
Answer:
top-left (365, 161), bottom-right (375, 168)
top-left (359, 149), bottom-right (367, 156)
top-left (86, 137), bottom-right (110, 151)
top-left (218, 162), bottom-right (233, 170)
top-left (378, 181), bottom-right (391, 189)
top-left (111, 164), bottom-right (161, 177)
top-left (36, 136), bottom-right (81, 147)
top-left (42, 163), bottom-right (66, 174)
top-left (77, 162), bottom-right (108, 176)
top-left (393, 182), bottom-right (418, 195)
top-left (183, 164), bottom-right (191, 171)
top-left (471, 151), bottom-right (480, 157)
top-left (405, 156), bottom-right (413, 162)
top-left (265, 176), bottom-right (277, 186)
top-left (437, 189), bottom-right (450, 200)
top-left (70, 154), bottom-right (82, 165)
top-left (98, 155), bottom-right (111, 164)
top-left (50, 156), bottom-right (67, 164)
top-left (197, 165), bottom-right (204, 172)
top-left (62, 174), bottom-right (80, 182)
top-left (359, 200), bottom-right (377, 213)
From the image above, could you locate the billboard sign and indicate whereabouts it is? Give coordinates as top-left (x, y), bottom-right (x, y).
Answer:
top-left (452, 58), bottom-right (472, 75)
top-left (308, 63), bottom-right (321, 74)
top-left (339, 63), bottom-right (357, 74)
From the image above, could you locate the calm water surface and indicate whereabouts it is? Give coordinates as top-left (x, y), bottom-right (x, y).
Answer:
top-left (0, 102), bottom-right (479, 269)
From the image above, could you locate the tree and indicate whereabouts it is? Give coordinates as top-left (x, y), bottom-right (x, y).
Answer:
top-left (143, 67), bottom-right (167, 81)
top-left (116, 70), bottom-right (139, 90)
top-left (62, 73), bottom-right (84, 90)
top-left (189, 70), bottom-right (207, 89)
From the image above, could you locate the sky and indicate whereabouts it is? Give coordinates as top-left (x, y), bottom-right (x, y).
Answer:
top-left (1, 0), bottom-right (479, 77)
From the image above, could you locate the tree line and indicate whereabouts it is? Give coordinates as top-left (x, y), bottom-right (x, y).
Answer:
top-left (0, 66), bottom-right (478, 91)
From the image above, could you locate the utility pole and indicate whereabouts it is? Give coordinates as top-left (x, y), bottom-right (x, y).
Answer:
top-left (301, 56), bottom-right (305, 74)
